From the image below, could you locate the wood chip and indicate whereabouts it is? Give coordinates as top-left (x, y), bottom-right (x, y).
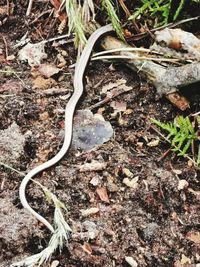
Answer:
top-left (186, 231), bottom-right (200, 244)
top-left (82, 242), bottom-right (93, 254)
top-left (125, 256), bottom-right (138, 267)
top-left (96, 187), bottom-right (110, 203)
top-left (123, 168), bottom-right (134, 178)
top-left (80, 207), bottom-right (99, 217)
top-left (123, 177), bottom-right (139, 189)
top-left (79, 160), bottom-right (107, 172)
top-left (178, 179), bottom-right (189, 191)
top-left (50, 260), bottom-right (59, 267)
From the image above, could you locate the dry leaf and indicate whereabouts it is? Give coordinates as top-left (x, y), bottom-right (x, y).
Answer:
top-left (180, 254), bottom-right (192, 265)
top-left (96, 187), bottom-right (110, 203)
top-left (110, 100), bottom-right (127, 114)
top-left (18, 42), bottom-right (47, 66)
top-left (80, 207), bottom-right (99, 217)
top-left (155, 28), bottom-right (200, 52)
top-left (37, 63), bottom-right (61, 78)
top-left (82, 242), bottom-right (93, 254)
top-left (186, 231), bottom-right (200, 244)
top-left (90, 176), bottom-right (100, 186)
top-left (101, 78), bottom-right (127, 93)
top-left (32, 76), bottom-right (57, 90)
top-left (0, 80), bottom-right (22, 93)
top-left (6, 54), bottom-right (15, 61)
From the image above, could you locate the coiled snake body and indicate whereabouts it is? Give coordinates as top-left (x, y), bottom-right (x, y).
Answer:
top-left (19, 24), bottom-right (113, 233)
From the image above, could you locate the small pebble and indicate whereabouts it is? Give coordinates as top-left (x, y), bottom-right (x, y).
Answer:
top-left (125, 256), bottom-right (138, 267)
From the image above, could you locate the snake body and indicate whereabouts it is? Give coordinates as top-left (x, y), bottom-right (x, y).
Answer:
top-left (19, 24), bottom-right (113, 233)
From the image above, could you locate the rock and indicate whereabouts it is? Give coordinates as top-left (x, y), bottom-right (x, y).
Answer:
top-left (72, 110), bottom-right (113, 151)
top-left (125, 256), bottom-right (138, 267)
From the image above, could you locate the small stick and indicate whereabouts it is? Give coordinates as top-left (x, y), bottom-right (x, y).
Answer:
top-left (26, 0), bottom-right (34, 16)
top-left (158, 147), bottom-right (172, 161)
top-left (2, 36), bottom-right (8, 59)
top-left (89, 85), bottom-right (137, 110)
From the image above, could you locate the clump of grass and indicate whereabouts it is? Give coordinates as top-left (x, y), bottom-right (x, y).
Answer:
top-left (151, 115), bottom-right (200, 166)
top-left (64, 0), bottom-right (124, 51)
top-left (65, 0), bottom-right (87, 48)
top-left (11, 183), bottom-right (72, 267)
top-left (101, 0), bottom-right (124, 40)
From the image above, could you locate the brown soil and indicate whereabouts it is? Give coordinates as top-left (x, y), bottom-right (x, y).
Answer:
top-left (0, 2), bottom-right (199, 267)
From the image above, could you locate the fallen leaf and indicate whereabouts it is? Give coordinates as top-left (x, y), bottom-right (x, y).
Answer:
top-left (37, 63), bottom-right (61, 78)
top-left (186, 231), bottom-right (200, 244)
top-left (110, 100), bottom-right (127, 114)
top-left (155, 28), bottom-right (200, 53)
top-left (96, 187), bottom-right (110, 203)
top-left (180, 254), bottom-right (192, 265)
top-left (39, 111), bottom-right (49, 121)
top-left (80, 207), bottom-right (99, 217)
top-left (90, 176), bottom-right (100, 186)
top-left (172, 169), bottom-right (182, 175)
top-left (6, 54), bottom-right (15, 61)
top-left (18, 42), bottom-right (47, 66)
top-left (101, 78), bottom-right (127, 93)
top-left (82, 242), bottom-right (93, 254)
top-left (0, 80), bottom-right (22, 93)
top-left (32, 76), bottom-right (57, 90)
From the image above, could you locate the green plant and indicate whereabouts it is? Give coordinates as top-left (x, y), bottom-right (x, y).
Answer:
top-left (129, 0), bottom-right (200, 27)
top-left (12, 182), bottom-right (72, 267)
top-left (65, 0), bottom-right (87, 48)
top-left (65, 0), bottom-right (124, 51)
top-left (151, 115), bottom-right (200, 166)
top-left (101, 0), bottom-right (124, 40)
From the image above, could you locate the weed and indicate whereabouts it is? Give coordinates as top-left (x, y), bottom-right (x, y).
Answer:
top-left (129, 0), bottom-right (200, 26)
top-left (151, 115), bottom-right (200, 166)
top-left (11, 182), bottom-right (72, 267)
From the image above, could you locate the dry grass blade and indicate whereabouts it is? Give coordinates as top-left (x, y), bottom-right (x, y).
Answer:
top-left (11, 184), bottom-right (72, 267)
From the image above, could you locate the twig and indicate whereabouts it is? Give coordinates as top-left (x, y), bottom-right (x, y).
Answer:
top-left (92, 55), bottom-right (180, 63)
top-left (93, 47), bottom-right (162, 56)
top-left (29, 9), bottom-right (52, 25)
top-left (158, 147), bottom-right (172, 161)
top-left (127, 16), bottom-right (200, 41)
top-left (2, 36), bottom-right (8, 59)
top-left (26, 0), bottom-right (34, 16)
top-left (89, 85), bottom-right (137, 110)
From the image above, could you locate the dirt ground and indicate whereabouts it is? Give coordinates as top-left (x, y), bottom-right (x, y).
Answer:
top-left (0, 1), bottom-right (200, 267)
